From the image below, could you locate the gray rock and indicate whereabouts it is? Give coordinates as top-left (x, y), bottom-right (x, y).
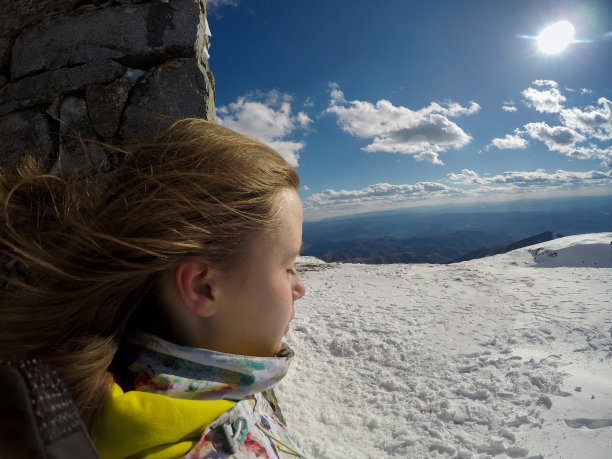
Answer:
top-left (0, 108), bottom-right (53, 170)
top-left (86, 78), bottom-right (131, 140)
top-left (53, 96), bottom-right (108, 174)
top-left (0, 38), bottom-right (11, 74)
top-left (0, 75), bottom-right (7, 89)
top-left (0, 0), bottom-right (80, 39)
top-left (0, 60), bottom-right (125, 116)
top-left (11, 0), bottom-right (200, 80)
top-left (120, 58), bottom-right (213, 141)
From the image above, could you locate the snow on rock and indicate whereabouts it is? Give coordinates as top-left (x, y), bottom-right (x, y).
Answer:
top-left (297, 256), bottom-right (327, 265)
top-left (277, 233), bottom-right (612, 458)
top-left (526, 233), bottom-right (612, 268)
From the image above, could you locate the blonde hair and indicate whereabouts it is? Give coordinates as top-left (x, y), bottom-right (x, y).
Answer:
top-left (0, 119), bottom-right (299, 431)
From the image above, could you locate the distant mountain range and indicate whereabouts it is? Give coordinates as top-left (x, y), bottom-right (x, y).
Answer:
top-left (302, 195), bottom-right (611, 264)
top-left (303, 230), bottom-right (564, 264)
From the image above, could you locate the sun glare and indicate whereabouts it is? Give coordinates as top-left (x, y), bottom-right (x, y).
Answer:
top-left (537, 20), bottom-right (575, 54)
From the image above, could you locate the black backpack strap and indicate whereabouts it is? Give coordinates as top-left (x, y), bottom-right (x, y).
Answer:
top-left (0, 359), bottom-right (100, 459)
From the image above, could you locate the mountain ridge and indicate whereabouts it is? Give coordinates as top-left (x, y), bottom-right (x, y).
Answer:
top-left (303, 230), bottom-right (565, 264)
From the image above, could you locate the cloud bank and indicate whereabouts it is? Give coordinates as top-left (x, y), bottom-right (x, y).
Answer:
top-left (304, 181), bottom-right (463, 213)
top-left (217, 90), bottom-right (312, 167)
top-left (325, 83), bottom-right (479, 165)
top-left (447, 168), bottom-right (611, 187)
top-left (304, 169), bottom-right (611, 217)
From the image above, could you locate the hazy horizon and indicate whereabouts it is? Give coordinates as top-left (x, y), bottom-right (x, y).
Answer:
top-left (303, 191), bottom-right (612, 223)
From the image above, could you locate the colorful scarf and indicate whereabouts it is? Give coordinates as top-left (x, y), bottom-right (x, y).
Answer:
top-left (129, 333), bottom-right (294, 402)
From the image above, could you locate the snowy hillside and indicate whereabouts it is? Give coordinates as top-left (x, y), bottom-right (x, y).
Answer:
top-left (276, 233), bottom-right (612, 458)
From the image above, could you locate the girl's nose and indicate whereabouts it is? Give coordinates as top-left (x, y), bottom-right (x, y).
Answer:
top-left (293, 275), bottom-right (306, 300)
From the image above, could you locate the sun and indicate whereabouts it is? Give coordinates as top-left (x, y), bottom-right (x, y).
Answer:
top-left (537, 20), bottom-right (575, 54)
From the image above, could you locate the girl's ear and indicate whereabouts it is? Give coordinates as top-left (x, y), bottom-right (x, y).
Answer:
top-left (174, 261), bottom-right (216, 318)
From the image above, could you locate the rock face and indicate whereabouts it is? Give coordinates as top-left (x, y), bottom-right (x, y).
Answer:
top-left (0, 60), bottom-right (126, 116)
top-left (10, 0), bottom-right (200, 80)
top-left (121, 58), bottom-right (213, 141)
top-left (0, 0), bottom-right (215, 172)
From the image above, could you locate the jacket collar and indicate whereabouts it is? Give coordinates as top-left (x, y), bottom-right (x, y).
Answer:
top-left (94, 383), bottom-right (234, 458)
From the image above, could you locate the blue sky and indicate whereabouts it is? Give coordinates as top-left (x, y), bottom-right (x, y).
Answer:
top-left (207, 0), bottom-right (612, 220)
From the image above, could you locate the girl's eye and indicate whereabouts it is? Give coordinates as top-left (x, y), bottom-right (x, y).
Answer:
top-left (287, 268), bottom-right (297, 276)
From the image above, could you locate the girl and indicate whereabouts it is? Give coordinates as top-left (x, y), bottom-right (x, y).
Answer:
top-left (0, 119), bottom-right (306, 458)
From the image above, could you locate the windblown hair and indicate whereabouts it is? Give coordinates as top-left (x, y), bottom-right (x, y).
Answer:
top-left (0, 119), bottom-right (299, 431)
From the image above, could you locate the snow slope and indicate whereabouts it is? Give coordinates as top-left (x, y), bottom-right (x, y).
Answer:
top-left (276, 233), bottom-right (612, 458)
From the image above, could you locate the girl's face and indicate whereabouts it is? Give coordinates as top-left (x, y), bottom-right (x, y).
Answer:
top-left (201, 189), bottom-right (306, 357)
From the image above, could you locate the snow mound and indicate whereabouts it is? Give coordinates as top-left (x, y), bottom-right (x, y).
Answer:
top-left (525, 233), bottom-right (612, 268)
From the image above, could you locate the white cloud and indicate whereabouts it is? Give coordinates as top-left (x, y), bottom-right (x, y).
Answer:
top-left (522, 122), bottom-right (612, 167)
top-left (420, 101), bottom-right (481, 117)
top-left (567, 145), bottom-right (612, 168)
top-left (414, 150), bottom-right (444, 165)
top-left (524, 122), bottom-right (585, 152)
top-left (206, 0), bottom-right (239, 10)
top-left (325, 82), bottom-right (479, 165)
top-left (533, 80), bottom-right (558, 87)
top-left (328, 82), bottom-right (346, 104)
top-left (303, 185), bottom-right (310, 191)
top-left (502, 105), bottom-right (518, 112)
top-left (296, 111), bottom-right (313, 129)
top-left (217, 90), bottom-right (310, 167)
top-left (447, 169), bottom-right (480, 183)
top-left (559, 97), bottom-right (612, 141)
top-left (490, 133), bottom-right (528, 150)
top-left (522, 80), bottom-right (566, 113)
top-left (303, 97), bottom-right (314, 108)
top-left (580, 88), bottom-right (593, 95)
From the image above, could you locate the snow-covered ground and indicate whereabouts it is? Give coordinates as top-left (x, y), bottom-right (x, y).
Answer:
top-left (276, 233), bottom-right (612, 458)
